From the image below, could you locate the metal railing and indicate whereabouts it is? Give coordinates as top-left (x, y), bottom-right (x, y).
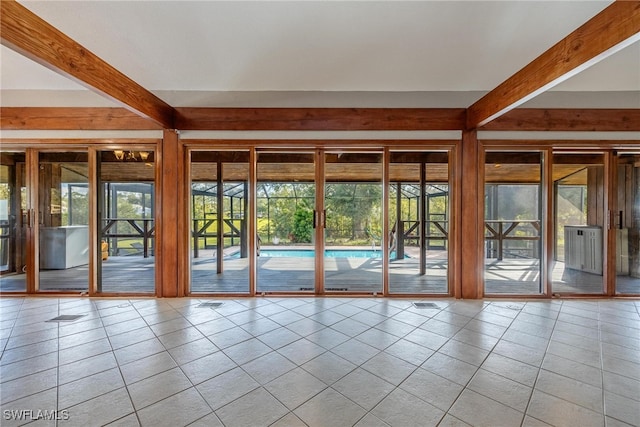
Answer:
top-left (101, 218), bottom-right (155, 257)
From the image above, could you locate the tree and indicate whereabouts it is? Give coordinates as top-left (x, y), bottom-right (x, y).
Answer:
top-left (62, 188), bottom-right (89, 225)
top-left (291, 202), bottom-right (313, 243)
top-left (325, 183), bottom-right (382, 242)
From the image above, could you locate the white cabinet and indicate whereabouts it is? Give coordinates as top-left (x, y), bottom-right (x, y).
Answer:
top-left (40, 226), bottom-right (89, 269)
top-left (564, 225), bottom-right (602, 275)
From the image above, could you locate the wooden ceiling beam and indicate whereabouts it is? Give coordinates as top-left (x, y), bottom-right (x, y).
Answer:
top-left (481, 108), bottom-right (640, 131)
top-left (0, 107), bottom-right (162, 130)
top-left (2, 106), bottom-right (638, 132)
top-left (467, 1), bottom-right (640, 129)
top-left (175, 107), bottom-right (466, 131)
top-left (0, 0), bottom-right (175, 128)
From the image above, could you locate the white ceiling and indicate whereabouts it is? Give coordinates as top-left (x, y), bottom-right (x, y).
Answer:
top-left (1, 0), bottom-right (639, 108)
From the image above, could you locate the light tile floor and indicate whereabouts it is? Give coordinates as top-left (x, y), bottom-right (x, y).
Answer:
top-left (0, 297), bottom-right (639, 427)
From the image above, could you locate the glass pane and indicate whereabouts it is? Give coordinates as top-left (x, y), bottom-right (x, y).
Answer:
top-left (191, 151), bottom-right (250, 293)
top-left (389, 152), bottom-right (449, 294)
top-left (484, 152), bottom-right (543, 294)
top-left (38, 152), bottom-right (89, 292)
top-left (257, 152), bottom-right (315, 293)
top-left (324, 152), bottom-right (382, 293)
top-left (99, 149), bottom-right (155, 293)
top-left (616, 154), bottom-right (640, 294)
top-left (552, 153), bottom-right (604, 294)
top-left (0, 152), bottom-right (26, 291)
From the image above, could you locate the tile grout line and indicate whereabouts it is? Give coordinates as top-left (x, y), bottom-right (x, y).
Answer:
top-left (55, 299), bottom-right (127, 425)
top-left (133, 298), bottom-right (220, 426)
top-left (0, 297), bottom-right (24, 360)
top-left (1, 297), bottom-right (638, 427)
top-left (431, 301), bottom-right (519, 426)
top-left (104, 298), bottom-right (159, 427)
top-left (520, 299), bottom-right (563, 427)
top-left (55, 298), bottom-right (61, 427)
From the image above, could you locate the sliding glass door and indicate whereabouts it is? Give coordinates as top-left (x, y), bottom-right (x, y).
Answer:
top-left (257, 151), bottom-right (317, 293)
top-left (0, 151), bottom-right (27, 292)
top-left (484, 152), bottom-right (543, 295)
top-left (615, 153), bottom-right (640, 295)
top-left (388, 151), bottom-right (450, 294)
top-left (324, 152), bottom-right (383, 293)
top-left (98, 149), bottom-right (156, 293)
top-left (0, 149), bottom-right (90, 293)
top-left (190, 151), bottom-right (250, 294)
top-left (552, 153), bottom-right (605, 295)
top-left (38, 152), bottom-right (90, 292)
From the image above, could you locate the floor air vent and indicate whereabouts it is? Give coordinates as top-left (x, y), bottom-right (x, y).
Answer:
top-left (198, 302), bottom-right (224, 308)
top-left (413, 302), bottom-right (439, 309)
top-left (47, 314), bottom-right (86, 322)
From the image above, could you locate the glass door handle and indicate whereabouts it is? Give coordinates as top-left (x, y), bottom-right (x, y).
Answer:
top-left (313, 210), bottom-right (327, 229)
top-left (619, 211), bottom-right (623, 229)
top-left (20, 209), bottom-right (34, 228)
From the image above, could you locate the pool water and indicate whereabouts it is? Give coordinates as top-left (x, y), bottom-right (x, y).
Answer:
top-left (261, 249), bottom-right (403, 258)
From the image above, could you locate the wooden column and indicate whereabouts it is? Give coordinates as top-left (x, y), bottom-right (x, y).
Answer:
top-left (158, 129), bottom-right (180, 297)
top-left (460, 130), bottom-right (482, 299)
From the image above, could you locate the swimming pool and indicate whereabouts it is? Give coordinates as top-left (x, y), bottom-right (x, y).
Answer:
top-left (261, 249), bottom-right (404, 258)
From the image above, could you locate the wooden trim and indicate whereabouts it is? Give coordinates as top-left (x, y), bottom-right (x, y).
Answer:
top-left (606, 151), bottom-right (616, 296)
top-left (467, 1), bottom-right (640, 128)
top-left (181, 148), bottom-right (191, 296)
top-left (249, 148), bottom-right (257, 296)
top-left (476, 141), bottom-right (486, 299)
top-left (155, 136), bottom-right (164, 297)
top-left (1, 107), bottom-right (163, 130)
top-left (481, 109), bottom-right (640, 132)
top-left (315, 149), bottom-right (325, 295)
top-left (175, 108), bottom-right (466, 131)
top-left (181, 139), bottom-right (460, 149)
top-left (176, 136), bottom-right (187, 297)
top-left (479, 140), bottom-right (640, 149)
top-left (88, 148), bottom-right (98, 296)
top-left (0, 139), bottom-right (163, 147)
top-left (26, 149), bottom-right (37, 293)
top-left (382, 147), bottom-right (390, 296)
top-left (0, 1), bottom-right (174, 128)
top-left (3, 106), bottom-right (639, 132)
top-left (451, 143), bottom-right (461, 298)
top-left (543, 148), bottom-right (553, 297)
